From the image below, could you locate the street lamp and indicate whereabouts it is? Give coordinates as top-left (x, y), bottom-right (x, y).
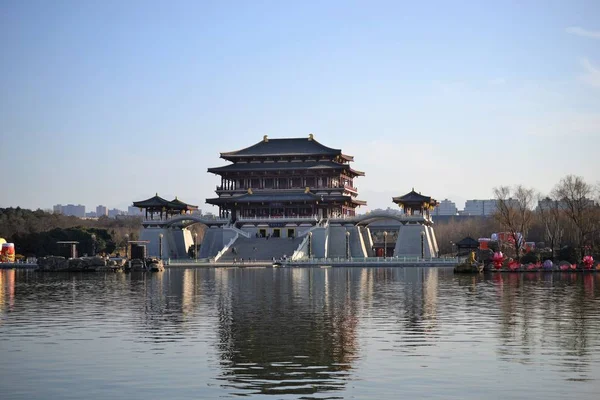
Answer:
top-left (383, 231), bottom-right (388, 259)
top-left (346, 231), bottom-right (350, 259)
top-left (308, 232), bottom-right (312, 258)
top-left (159, 233), bottom-right (164, 260)
top-left (420, 231), bottom-right (425, 259)
top-left (124, 234), bottom-right (129, 259)
top-left (194, 232), bottom-right (198, 262)
top-left (91, 234), bottom-right (96, 256)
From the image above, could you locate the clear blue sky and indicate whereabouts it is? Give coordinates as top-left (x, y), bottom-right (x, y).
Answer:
top-left (1, 0), bottom-right (599, 213)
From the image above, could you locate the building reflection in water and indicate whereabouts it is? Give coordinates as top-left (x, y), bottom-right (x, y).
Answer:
top-left (459, 272), bottom-right (600, 379)
top-left (2, 266), bottom-right (600, 395)
top-left (213, 267), bottom-right (359, 396)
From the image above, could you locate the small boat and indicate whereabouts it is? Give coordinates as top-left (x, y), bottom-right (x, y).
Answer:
top-left (272, 262), bottom-right (283, 268)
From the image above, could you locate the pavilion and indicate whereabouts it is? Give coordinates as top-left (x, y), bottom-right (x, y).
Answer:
top-left (133, 193), bottom-right (198, 220)
top-left (391, 189), bottom-right (439, 258)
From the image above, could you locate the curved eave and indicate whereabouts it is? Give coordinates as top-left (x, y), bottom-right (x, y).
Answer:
top-left (322, 196), bottom-right (367, 206)
top-left (348, 167), bottom-right (365, 177)
top-left (169, 199), bottom-right (199, 210)
top-left (132, 194), bottom-right (171, 208)
top-left (392, 190), bottom-right (436, 205)
top-left (219, 137), bottom-right (343, 161)
top-left (220, 152), bottom-right (341, 162)
top-left (392, 197), bottom-right (438, 206)
top-left (207, 161), bottom-right (364, 175)
top-left (206, 192), bottom-right (320, 205)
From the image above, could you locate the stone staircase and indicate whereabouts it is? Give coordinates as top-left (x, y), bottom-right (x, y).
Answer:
top-left (327, 226), bottom-right (348, 258)
top-left (218, 237), bottom-right (304, 261)
top-left (199, 229), bottom-right (224, 259)
top-left (394, 225), bottom-right (425, 257)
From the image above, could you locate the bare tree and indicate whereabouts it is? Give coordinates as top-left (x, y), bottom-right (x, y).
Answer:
top-left (536, 194), bottom-right (565, 259)
top-left (493, 185), bottom-right (535, 258)
top-left (552, 175), bottom-right (597, 258)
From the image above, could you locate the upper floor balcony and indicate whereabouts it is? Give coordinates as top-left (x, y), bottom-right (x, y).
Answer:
top-left (216, 184), bottom-right (358, 193)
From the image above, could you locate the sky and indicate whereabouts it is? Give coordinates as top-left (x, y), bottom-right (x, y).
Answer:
top-left (1, 0), bottom-right (599, 214)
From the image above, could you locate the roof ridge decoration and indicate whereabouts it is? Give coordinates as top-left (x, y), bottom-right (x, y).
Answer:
top-left (308, 133), bottom-right (313, 141)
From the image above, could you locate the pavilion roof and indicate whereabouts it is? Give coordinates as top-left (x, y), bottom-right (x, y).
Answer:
top-left (133, 194), bottom-right (198, 210)
top-left (207, 160), bottom-right (365, 176)
top-left (220, 135), bottom-right (345, 160)
top-left (169, 197), bottom-right (199, 211)
top-left (392, 189), bottom-right (438, 205)
top-left (132, 193), bottom-right (171, 208)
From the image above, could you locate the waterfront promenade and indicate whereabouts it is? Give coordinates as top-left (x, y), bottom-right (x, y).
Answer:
top-left (1, 257), bottom-right (460, 269)
top-left (166, 256), bottom-right (460, 268)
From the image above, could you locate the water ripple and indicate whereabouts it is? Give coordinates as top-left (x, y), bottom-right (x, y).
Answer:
top-left (1, 268), bottom-right (600, 399)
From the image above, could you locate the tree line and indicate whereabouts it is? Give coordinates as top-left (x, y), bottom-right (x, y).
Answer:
top-left (0, 207), bottom-right (142, 257)
top-left (435, 175), bottom-right (599, 262)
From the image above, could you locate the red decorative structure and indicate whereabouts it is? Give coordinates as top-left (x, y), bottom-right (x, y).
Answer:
top-left (508, 260), bottom-right (520, 271)
top-left (492, 252), bottom-right (504, 270)
top-left (583, 255), bottom-right (594, 270)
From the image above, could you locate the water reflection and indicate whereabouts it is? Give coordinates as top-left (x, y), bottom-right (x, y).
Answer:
top-left (213, 268), bottom-right (359, 396)
top-left (1, 268), bottom-right (600, 399)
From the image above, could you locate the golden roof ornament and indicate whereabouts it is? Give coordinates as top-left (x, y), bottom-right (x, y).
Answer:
top-left (263, 135), bottom-right (268, 142)
top-left (308, 133), bottom-right (314, 141)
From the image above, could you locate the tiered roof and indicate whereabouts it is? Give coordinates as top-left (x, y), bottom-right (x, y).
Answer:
top-left (133, 194), bottom-right (198, 212)
top-left (392, 189), bottom-right (438, 206)
top-left (219, 135), bottom-right (354, 162)
top-left (208, 160), bottom-right (364, 176)
top-left (206, 190), bottom-right (366, 206)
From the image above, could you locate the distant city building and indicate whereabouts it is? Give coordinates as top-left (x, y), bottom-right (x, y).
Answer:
top-left (462, 199), bottom-right (498, 216)
top-left (96, 205), bottom-right (108, 217)
top-left (128, 206), bottom-right (144, 216)
top-left (108, 208), bottom-right (126, 218)
top-left (537, 197), bottom-right (595, 211)
top-left (85, 211), bottom-right (97, 218)
top-left (433, 199), bottom-right (458, 216)
top-left (53, 204), bottom-right (85, 217)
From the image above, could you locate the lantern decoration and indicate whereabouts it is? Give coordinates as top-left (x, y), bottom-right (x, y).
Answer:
top-left (543, 260), bottom-right (553, 270)
top-left (583, 255), bottom-right (594, 270)
top-left (560, 264), bottom-right (570, 271)
top-left (508, 260), bottom-right (520, 271)
top-left (492, 252), bottom-right (504, 269)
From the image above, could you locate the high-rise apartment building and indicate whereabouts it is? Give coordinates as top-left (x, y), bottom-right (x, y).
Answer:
top-left (52, 204), bottom-right (85, 217)
top-left (128, 206), bottom-right (144, 216)
top-left (433, 199), bottom-right (458, 216)
top-left (96, 205), bottom-right (108, 217)
top-left (462, 199), bottom-right (498, 216)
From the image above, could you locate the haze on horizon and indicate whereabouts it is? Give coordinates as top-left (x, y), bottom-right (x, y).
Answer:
top-left (1, 1), bottom-right (599, 214)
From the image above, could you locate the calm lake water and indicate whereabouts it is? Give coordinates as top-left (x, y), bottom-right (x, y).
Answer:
top-left (1, 267), bottom-right (600, 399)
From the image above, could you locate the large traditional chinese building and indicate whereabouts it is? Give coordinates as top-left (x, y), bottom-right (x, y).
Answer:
top-left (132, 138), bottom-right (440, 262)
top-left (206, 134), bottom-right (366, 221)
